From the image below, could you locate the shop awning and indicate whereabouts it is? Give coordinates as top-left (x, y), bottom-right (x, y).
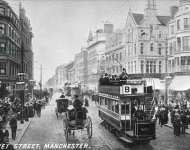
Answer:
top-left (144, 78), bottom-right (165, 90)
top-left (169, 75), bottom-right (190, 91)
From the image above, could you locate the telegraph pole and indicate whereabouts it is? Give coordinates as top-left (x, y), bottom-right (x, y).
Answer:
top-left (40, 64), bottom-right (42, 99)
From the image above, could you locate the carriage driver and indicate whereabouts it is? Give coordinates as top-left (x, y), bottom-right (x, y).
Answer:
top-left (68, 95), bottom-right (88, 122)
top-left (73, 95), bottom-right (83, 110)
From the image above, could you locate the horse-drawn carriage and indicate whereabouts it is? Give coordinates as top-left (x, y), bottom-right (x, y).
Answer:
top-left (55, 95), bottom-right (93, 142)
top-left (63, 107), bottom-right (92, 142)
top-left (55, 98), bottom-right (69, 118)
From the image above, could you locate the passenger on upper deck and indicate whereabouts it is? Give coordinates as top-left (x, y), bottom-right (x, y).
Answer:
top-left (119, 68), bottom-right (128, 80)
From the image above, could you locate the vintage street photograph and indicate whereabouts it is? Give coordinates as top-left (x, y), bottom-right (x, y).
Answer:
top-left (0, 0), bottom-right (190, 149)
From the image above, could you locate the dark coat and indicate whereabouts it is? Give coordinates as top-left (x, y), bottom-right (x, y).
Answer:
top-left (9, 117), bottom-right (17, 129)
top-left (73, 99), bottom-right (83, 110)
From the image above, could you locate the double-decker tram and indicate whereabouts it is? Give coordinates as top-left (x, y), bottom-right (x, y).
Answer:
top-left (97, 78), bottom-right (156, 144)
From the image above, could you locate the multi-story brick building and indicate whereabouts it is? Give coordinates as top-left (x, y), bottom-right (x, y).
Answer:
top-left (0, 1), bottom-right (33, 93)
top-left (0, 0), bottom-right (22, 89)
top-left (168, 0), bottom-right (190, 91)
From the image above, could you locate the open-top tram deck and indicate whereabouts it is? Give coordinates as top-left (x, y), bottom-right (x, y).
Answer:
top-left (97, 78), bottom-right (156, 144)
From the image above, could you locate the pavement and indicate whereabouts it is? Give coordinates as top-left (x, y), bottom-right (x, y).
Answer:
top-left (7, 119), bottom-right (32, 144)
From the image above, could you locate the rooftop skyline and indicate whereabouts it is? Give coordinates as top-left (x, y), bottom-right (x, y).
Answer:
top-left (6, 0), bottom-right (178, 84)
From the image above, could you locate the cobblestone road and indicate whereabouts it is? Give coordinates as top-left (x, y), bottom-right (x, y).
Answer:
top-left (19, 93), bottom-right (190, 150)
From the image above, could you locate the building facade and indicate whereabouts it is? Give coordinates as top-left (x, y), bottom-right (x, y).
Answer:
top-left (124, 0), bottom-right (170, 78)
top-left (168, 0), bottom-right (190, 74)
top-left (168, 0), bottom-right (190, 91)
top-left (105, 29), bottom-right (125, 75)
top-left (0, 0), bottom-right (33, 93)
top-left (65, 61), bottom-right (75, 85)
top-left (54, 64), bottom-right (67, 89)
top-left (73, 47), bottom-right (88, 90)
top-left (19, 4), bottom-right (33, 80)
top-left (0, 0), bottom-right (22, 89)
top-left (87, 23), bottom-right (113, 91)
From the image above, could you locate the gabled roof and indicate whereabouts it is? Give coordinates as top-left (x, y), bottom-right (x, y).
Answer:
top-left (131, 13), bottom-right (170, 26)
top-left (132, 13), bottom-right (144, 25)
top-left (156, 16), bottom-right (171, 26)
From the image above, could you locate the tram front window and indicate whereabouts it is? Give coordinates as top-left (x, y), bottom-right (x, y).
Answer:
top-left (121, 104), bottom-right (129, 114)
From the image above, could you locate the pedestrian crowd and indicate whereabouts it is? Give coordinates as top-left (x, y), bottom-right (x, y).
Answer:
top-left (0, 95), bottom-right (49, 146)
top-left (155, 104), bottom-right (190, 136)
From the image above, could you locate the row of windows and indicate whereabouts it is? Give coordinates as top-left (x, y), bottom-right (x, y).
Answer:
top-left (9, 63), bottom-right (19, 77)
top-left (8, 24), bottom-right (21, 45)
top-left (139, 29), bottom-right (163, 39)
top-left (139, 43), bottom-right (162, 55)
top-left (126, 60), bottom-right (162, 74)
top-left (98, 98), bottom-right (120, 114)
top-left (107, 65), bottom-right (122, 74)
top-left (0, 7), bottom-right (21, 30)
top-left (169, 36), bottom-right (190, 55)
top-left (106, 52), bottom-right (122, 62)
top-left (0, 23), bottom-right (21, 46)
top-left (0, 41), bottom-right (21, 58)
top-left (171, 17), bottom-right (190, 34)
top-left (169, 56), bottom-right (190, 66)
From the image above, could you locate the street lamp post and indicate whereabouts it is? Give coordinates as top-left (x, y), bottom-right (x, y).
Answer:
top-left (29, 80), bottom-right (35, 100)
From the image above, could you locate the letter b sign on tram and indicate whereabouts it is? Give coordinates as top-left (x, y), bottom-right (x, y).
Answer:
top-left (122, 85), bottom-right (131, 94)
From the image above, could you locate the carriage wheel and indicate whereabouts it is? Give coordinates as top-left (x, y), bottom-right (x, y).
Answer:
top-left (55, 108), bottom-right (58, 119)
top-left (56, 112), bottom-right (58, 119)
top-left (63, 117), bottom-right (69, 143)
top-left (87, 117), bottom-right (92, 138)
top-left (64, 128), bottom-right (69, 143)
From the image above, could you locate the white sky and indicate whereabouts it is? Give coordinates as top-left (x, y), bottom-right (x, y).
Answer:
top-left (6, 0), bottom-right (178, 84)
